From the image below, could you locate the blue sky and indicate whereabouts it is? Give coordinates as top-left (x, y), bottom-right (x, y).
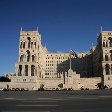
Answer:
top-left (0, 0), bottom-right (112, 75)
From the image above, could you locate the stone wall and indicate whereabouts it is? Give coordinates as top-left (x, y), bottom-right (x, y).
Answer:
top-left (0, 82), bottom-right (10, 89)
top-left (79, 77), bottom-right (101, 89)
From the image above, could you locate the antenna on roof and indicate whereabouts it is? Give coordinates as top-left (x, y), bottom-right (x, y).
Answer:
top-left (37, 26), bottom-right (38, 32)
top-left (101, 26), bottom-right (103, 32)
top-left (92, 43), bottom-right (93, 47)
top-left (21, 27), bottom-right (22, 32)
top-left (97, 33), bottom-right (99, 36)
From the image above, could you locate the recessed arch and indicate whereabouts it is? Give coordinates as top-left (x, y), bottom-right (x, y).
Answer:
top-left (18, 65), bottom-right (22, 76)
top-left (31, 65), bottom-right (35, 76)
top-left (105, 64), bottom-right (110, 75)
top-left (26, 50), bottom-right (30, 62)
top-left (105, 55), bottom-right (109, 61)
top-left (25, 65), bottom-right (28, 76)
top-left (27, 37), bottom-right (31, 48)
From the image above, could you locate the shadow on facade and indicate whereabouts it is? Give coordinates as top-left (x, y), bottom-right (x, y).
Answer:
top-left (57, 54), bottom-right (100, 79)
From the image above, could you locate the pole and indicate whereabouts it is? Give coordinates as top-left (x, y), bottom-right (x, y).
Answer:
top-left (70, 57), bottom-right (71, 70)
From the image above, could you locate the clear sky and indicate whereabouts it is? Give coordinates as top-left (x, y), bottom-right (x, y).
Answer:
top-left (0, 0), bottom-right (112, 76)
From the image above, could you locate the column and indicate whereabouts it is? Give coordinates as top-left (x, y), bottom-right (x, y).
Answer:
top-left (109, 64), bottom-right (111, 75)
top-left (16, 65), bottom-right (19, 76)
top-left (108, 40), bottom-right (110, 48)
top-left (103, 53), bottom-right (105, 61)
top-left (22, 65), bottom-right (25, 76)
top-left (103, 65), bottom-right (106, 75)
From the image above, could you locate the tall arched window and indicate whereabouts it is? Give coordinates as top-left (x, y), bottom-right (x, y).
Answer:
top-left (108, 37), bottom-right (112, 47)
top-left (26, 50), bottom-right (30, 62)
top-left (25, 65), bottom-right (28, 76)
top-left (35, 42), bottom-right (36, 48)
top-left (20, 42), bottom-right (22, 48)
top-left (31, 65), bottom-right (35, 76)
top-left (105, 55), bottom-right (109, 61)
top-left (38, 45), bottom-right (39, 50)
top-left (105, 64), bottom-right (110, 75)
top-left (103, 42), bottom-right (105, 47)
top-left (31, 42), bottom-right (33, 48)
top-left (27, 37), bottom-right (31, 48)
top-left (20, 55), bottom-right (24, 62)
top-left (106, 42), bottom-right (108, 47)
top-left (23, 42), bottom-right (25, 48)
top-left (18, 65), bottom-right (22, 76)
top-left (32, 55), bottom-right (35, 62)
top-left (110, 50), bottom-right (112, 61)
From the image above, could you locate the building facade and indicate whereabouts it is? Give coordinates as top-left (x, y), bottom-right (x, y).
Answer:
top-left (2, 29), bottom-right (112, 90)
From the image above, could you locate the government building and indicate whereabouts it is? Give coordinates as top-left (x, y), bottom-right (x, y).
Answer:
top-left (1, 28), bottom-right (112, 90)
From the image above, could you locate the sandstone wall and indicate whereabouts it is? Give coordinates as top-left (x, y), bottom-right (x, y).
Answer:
top-left (79, 77), bottom-right (101, 89)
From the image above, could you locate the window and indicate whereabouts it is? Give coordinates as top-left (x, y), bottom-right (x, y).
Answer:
top-left (105, 55), bottom-right (109, 61)
top-left (108, 33), bottom-right (111, 35)
top-left (32, 55), bottom-right (35, 62)
top-left (20, 42), bottom-right (22, 48)
top-left (31, 42), bottom-right (33, 48)
top-left (103, 42), bottom-right (105, 47)
top-left (20, 55), bottom-right (24, 62)
top-left (108, 77), bottom-right (110, 80)
top-left (35, 42), bottom-right (36, 48)
top-left (31, 65), bottom-right (35, 76)
top-left (25, 65), bottom-right (28, 76)
top-left (38, 45), bottom-right (39, 50)
top-left (23, 42), bottom-right (25, 48)
top-left (27, 37), bottom-right (31, 48)
top-left (18, 65), bottom-right (22, 76)
top-left (105, 64), bottom-right (110, 75)
top-left (26, 50), bottom-right (30, 62)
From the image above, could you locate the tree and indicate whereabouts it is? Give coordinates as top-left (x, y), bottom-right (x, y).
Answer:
top-left (0, 76), bottom-right (11, 82)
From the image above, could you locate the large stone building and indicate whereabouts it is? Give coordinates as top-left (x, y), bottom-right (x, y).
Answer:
top-left (1, 28), bottom-right (112, 90)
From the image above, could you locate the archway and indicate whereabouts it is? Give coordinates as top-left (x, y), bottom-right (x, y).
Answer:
top-left (105, 64), bottom-right (110, 75)
top-left (31, 65), bottom-right (35, 76)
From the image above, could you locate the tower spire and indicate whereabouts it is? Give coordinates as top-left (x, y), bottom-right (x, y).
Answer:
top-left (101, 26), bottom-right (103, 32)
top-left (37, 26), bottom-right (38, 32)
top-left (92, 43), bottom-right (93, 47)
top-left (21, 27), bottom-right (22, 32)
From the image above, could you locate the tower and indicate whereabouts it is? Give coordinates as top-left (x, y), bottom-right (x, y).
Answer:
top-left (98, 31), bottom-right (112, 87)
top-left (14, 29), bottom-right (45, 83)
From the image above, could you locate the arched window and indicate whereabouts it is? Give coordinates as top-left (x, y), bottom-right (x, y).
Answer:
top-left (26, 50), bottom-right (30, 62)
top-left (106, 42), bottom-right (108, 47)
top-left (23, 42), bottom-right (25, 48)
top-left (110, 54), bottom-right (112, 61)
top-left (105, 55), bottom-right (109, 61)
top-left (105, 64), bottom-right (110, 75)
top-left (27, 37), bottom-right (31, 48)
top-left (20, 55), bottom-right (24, 62)
top-left (38, 45), bottom-right (39, 50)
top-left (25, 65), bottom-right (28, 76)
top-left (18, 65), bottom-right (22, 76)
top-left (31, 42), bottom-right (33, 48)
top-left (31, 65), bottom-right (35, 76)
top-left (110, 50), bottom-right (112, 61)
top-left (32, 55), bottom-right (35, 62)
top-left (111, 64), bottom-right (112, 75)
top-left (20, 42), bottom-right (22, 48)
top-left (103, 42), bottom-right (105, 47)
top-left (35, 42), bottom-right (36, 48)
top-left (108, 37), bottom-right (112, 47)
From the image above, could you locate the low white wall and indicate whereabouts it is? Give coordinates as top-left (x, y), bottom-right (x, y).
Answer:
top-left (0, 82), bottom-right (10, 89)
top-left (79, 77), bottom-right (101, 89)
